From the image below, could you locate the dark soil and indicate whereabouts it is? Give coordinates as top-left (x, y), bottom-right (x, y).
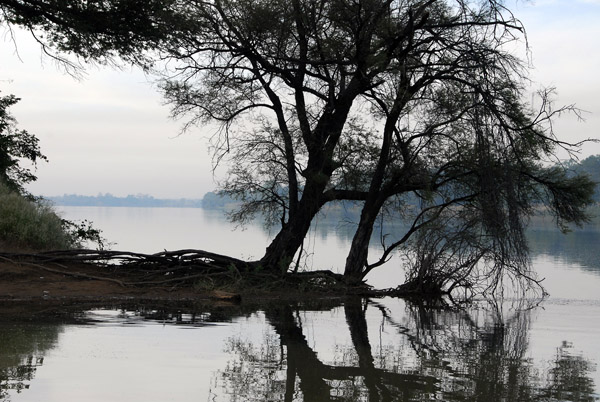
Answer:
top-left (0, 258), bottom-right (222, 301)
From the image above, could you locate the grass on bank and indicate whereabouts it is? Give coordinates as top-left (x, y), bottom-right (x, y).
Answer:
top-left (0, 181), bottom-right (104, 251)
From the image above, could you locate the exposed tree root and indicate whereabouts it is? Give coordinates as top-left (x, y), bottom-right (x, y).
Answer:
top-left (0, 255), bottom-right (127, 287)
top-left (0, 249), bottom-right (371, 295)
top-left (0, 249), bottom-right (473, 301)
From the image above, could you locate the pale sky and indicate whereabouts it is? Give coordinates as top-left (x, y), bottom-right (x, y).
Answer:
top-left (1, 0), bottom-right (599, 199)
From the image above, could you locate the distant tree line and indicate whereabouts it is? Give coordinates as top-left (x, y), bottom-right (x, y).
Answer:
top-left (206, 154), bottom-right (600, 211)
top-left (570, 155), bottom-right (600, 203)
top-left (48, 193), bottom-right (204, 208)
top-left (50, 150), bottom-right (600, 214)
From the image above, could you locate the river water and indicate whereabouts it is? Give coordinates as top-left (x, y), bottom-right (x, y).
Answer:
top-left (1, 206), bottom-right (599, 401)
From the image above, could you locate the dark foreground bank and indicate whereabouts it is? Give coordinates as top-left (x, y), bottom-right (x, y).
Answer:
top-left (0, 250), bottom-right (413, 305)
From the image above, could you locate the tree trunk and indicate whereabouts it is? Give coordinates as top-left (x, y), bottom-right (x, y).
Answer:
top-left (343, 103), bottom-right (396, 282)
top-left (258, 180), bottom-right (326, 272)
top-left (258, 216), bottom-right (312, 272)
top-left (343, 197), bottom-right (384, 283)
top-left (342, 77), bottom-right (414, 282)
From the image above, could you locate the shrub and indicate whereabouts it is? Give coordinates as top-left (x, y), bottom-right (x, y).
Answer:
top-left (0, 182), bottom-right (71, 250)
top-left (0, 181), bottom-right (104, 251)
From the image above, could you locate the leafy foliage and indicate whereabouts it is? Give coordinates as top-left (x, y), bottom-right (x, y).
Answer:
top-left (0, 92), bottom-right (47, 195)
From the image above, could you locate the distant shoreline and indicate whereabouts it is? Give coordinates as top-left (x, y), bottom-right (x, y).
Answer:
top-left (44, 193), bottom-right (600, 229)
top-left (45, 193), bottom-right (212, 209)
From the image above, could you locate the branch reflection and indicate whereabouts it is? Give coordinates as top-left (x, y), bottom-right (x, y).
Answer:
top-left (216, 298), bottom-right (598, 402)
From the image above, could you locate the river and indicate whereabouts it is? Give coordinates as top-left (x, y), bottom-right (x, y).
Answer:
top-left (1, 206), bottom-right (599, 401)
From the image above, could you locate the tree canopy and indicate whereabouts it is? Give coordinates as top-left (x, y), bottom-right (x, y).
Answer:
top-left (0, 0), bottom-right (187, 68)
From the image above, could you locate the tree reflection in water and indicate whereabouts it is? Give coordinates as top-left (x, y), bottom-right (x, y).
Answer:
top-left (539, 342), bottom-right (597, 402)
top-left (0, 302), bottom-right (596, 402)
top-left (216, 298), bottom-right (598, 402)
top-left (0, 322), bottom-right (63, 401)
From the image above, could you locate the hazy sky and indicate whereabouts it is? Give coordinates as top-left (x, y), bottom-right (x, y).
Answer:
top-left (1, 0), bottom-right (599, 199)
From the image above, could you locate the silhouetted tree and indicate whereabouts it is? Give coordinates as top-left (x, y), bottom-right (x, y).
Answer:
top-left (158, 0), bottom-right (594, 293)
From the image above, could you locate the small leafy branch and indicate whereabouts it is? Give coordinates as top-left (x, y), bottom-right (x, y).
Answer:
top-left (61, 218), bottom-right (108, 250)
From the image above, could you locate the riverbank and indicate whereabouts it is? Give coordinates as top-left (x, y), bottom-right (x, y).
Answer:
top-left (0, 257), bottom-right (227, 301)
top-left (0, 251), bottom-right (386, 305)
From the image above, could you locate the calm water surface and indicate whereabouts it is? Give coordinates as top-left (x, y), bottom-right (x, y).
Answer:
top-left (1, 206), bottom-right (599, 401)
